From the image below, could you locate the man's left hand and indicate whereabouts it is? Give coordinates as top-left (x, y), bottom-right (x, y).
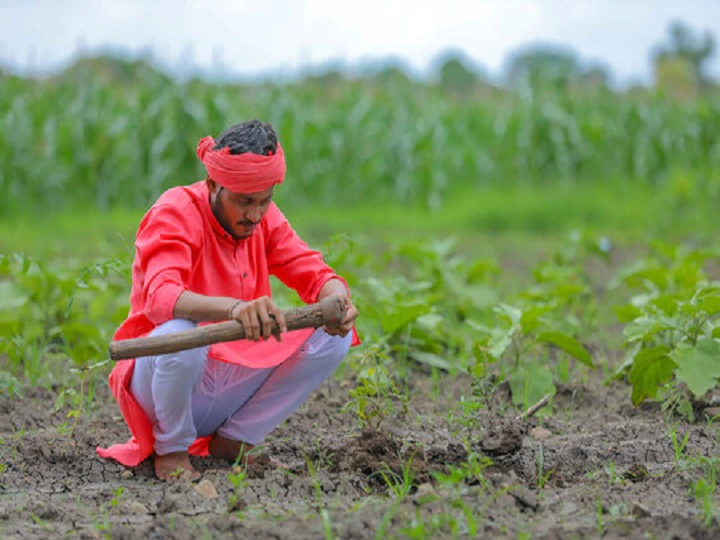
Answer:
top-left (323, 295), bottom-right (358, 337)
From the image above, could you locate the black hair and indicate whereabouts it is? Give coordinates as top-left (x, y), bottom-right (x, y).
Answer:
top-left (212, 119), bottom-right (278, 156)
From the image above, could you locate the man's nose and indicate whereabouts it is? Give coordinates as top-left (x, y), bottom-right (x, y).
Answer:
top-left (246, 205), bottom-right (261, 223)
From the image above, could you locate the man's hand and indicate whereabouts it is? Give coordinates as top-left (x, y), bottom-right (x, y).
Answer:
top-left (229, 296), bottom-right (287, 342)
top-left (318, 279), bottom-right (358, 338)
top-left (322, 294), bottom-right (358, 337)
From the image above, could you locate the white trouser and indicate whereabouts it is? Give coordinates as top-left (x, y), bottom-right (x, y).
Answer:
top-left (130, 319), bottom-right (351, 456)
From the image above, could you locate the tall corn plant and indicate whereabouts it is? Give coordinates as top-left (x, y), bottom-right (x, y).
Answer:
top-left (1, 63), bottom-right (719, 216)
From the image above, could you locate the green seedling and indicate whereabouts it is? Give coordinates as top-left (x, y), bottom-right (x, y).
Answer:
top-left (433, 447), bottom-right (493, 492)
top-left (468, 243), bottom-right (599, 410)
top-left (109, 486), bottom-right (125, 507)
top-left (375, 454), bottom-right (417, 500)
top-left (227, 464), bottom-right (248, 513)
top-left (535, 444), bottom-right (553, 489)
top-left (341, 344), bottom-right (407, 429)
top-left (611, 243), bottom-right (720, 411)
top-left (307, 459), bottom-right (334, 540)
top-left (604, 460), bottom-right (619, 485)
top-left (691, 457), bottom-right (718, 527)
top-left (669, 426), bottom-right (690, 464)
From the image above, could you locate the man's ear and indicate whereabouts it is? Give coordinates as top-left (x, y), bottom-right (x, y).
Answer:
top-left (206, 177), bottom-right (219, 195)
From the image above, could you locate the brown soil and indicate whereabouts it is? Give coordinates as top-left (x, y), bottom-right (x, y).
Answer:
top-left (0, 371), bottom-right (719, 539)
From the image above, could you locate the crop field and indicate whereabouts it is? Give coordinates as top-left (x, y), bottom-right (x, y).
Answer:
top-left (1, 63), bottom-right (720, 539)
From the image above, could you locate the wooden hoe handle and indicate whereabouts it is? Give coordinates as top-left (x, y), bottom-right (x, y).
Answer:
top-left (109, 296), bottom-right (347, 361)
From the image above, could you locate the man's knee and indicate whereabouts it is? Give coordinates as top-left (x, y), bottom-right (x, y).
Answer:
top-left (156, 348), bottom-right (208, 381)
top-left (152, 319), bottom-right (208, 381)
top-left (309, 330), bottom-right (351, 369)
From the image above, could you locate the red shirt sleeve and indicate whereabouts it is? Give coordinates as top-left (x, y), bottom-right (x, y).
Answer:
top-left (135, 202), bottom-right (201, 325)
top-left (265, 204), bottom-right (345, 304)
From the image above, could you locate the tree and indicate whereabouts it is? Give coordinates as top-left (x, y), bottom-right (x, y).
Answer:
top-left (504, 44), bottom-right (582, 90)
top-left (653, 20), bottom-right (716, 88)
top-left (432, 49), bottom-right (484, 95)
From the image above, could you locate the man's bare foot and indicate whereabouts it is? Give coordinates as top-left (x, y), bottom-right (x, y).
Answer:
top-left (209, 433), bottom-right (288, 469)
top-left (154, 451), bottom-right (201, 481)
top-left (209, 433), bottom-right (254, 463)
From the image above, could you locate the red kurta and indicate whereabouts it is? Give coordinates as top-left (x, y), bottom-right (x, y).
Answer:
top-left (96, 181), bottom-right (359, 466)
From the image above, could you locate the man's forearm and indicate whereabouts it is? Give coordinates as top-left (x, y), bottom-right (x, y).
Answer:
top-left (172, 291), bottom-right (242, 322)
top-left (318, 278), bottom-right (349, 300)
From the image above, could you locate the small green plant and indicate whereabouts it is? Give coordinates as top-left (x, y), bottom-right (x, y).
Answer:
top-left (469, 286), bottom-right (595, 410)
top-left (611, 243), bottom-right (720, 412)
top-left (109, 486), bottom-right (126, 507)
top-left (669, 425), bottom-right (690, 464)
top-left (54, 359), bottom-right (110, 443)
top-left (307, 459), bottom-right (334, 540)
top-left (0, 370), bottom-right (23, 398)
top-left (535, 444), bottom-right (553, 489)
top-left (376, 454), bottom-right (417, 500)
top-left (226, 461), bottom-right (249, 513)
top-left (604, 460), bottom-right (623, 485)
top-left (341, 344), bottom-right (407, 429)
top-left (433, 447), bottom-right (493, 492)
top-left (691, 457), bottom-right (718, 527)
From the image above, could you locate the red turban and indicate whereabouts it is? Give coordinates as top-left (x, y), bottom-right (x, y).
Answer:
top-left (196, 136), bottom-right (286, 193)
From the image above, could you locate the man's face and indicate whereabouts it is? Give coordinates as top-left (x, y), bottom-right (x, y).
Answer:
top-left (207, 179), bottom-right (274, 240)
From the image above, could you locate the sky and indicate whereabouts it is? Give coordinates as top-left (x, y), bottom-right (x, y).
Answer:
top-left (1, 0), bottom-right (719, 86)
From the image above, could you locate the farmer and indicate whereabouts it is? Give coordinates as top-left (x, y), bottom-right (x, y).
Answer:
top-left (96, 120), bottom-right (359, 481)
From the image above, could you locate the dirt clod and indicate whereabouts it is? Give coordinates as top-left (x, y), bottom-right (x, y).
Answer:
top-left (530, 426), bottom-right (553, 441)
top-left (479, 418), bottom-right (525, 455)
top-left (194, 479), bottom-right (219, 499)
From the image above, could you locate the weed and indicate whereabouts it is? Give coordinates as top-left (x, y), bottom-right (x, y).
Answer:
top-left (307, 459), bottom-right (334, 540)
top-left (691, 457), bottom-right (718, 527)
top-left (433, 446), bottom-right (493, 492)
top-left (604, 460), bottom-right (621, 485)
top-left (376, 454), bottom-right (417, 500)
top-left (535, 444), bottom-right (553, 489)
top-left (341, 343), bottom-right (407, 429)
top-left (668, 425), bottom-right (691, 464)
top-left (227, 464), bottom-right (248, 513)
top-left (109, 486), bottom-right (125, 508)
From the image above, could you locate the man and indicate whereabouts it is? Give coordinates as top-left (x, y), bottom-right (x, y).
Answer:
top-left (97, 120), bottom-right (359, 481)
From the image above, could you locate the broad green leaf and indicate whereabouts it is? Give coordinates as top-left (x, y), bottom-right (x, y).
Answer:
top-left (628, 346), bottom-right (676, 405)
top-left (623, 316), bottom-right (674, 343)
top-left (411, 351), bottom-right (466, 373)
top-left (488, 328), bottom-right (514, 360)
top-left (509, 361), bottom-right (555, 410)
top-left (648, 294), bottom-right (681, 316)
top-left (494, 304), bottom-right (522, 327)
top-left (712, 326), bottom-right (720, 339)
top-left (466, 259), bottom-right (500, 282)
top-left (378, 303), bottom-right (430, 335)
top-left (612, 341), bottom-right (641, 379)
top-left (670, 339), bottom-right (720, 397)
top-left (416, 313), bottom-right (443, 332)
top-left (538, 331), bottom-right (593, 367)
top-left (0, 282), bottom-right (27, 311)
top-left (464, 284), bottom-right (498, 309)
top-left (698, 294), bottom-right (720, 317)
top-left (613, 304), bottom-right (643, 323)
top-left (520, 304), bottom-right (554, 333)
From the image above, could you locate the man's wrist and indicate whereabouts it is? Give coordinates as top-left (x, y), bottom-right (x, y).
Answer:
top-left (319, 278), bottom-right (350, 300)
top-left (227, 299), bottom-right (246, 319)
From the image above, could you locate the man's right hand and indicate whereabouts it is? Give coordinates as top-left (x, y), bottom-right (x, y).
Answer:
top-left (229, 296), bottom-right (287, 342)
